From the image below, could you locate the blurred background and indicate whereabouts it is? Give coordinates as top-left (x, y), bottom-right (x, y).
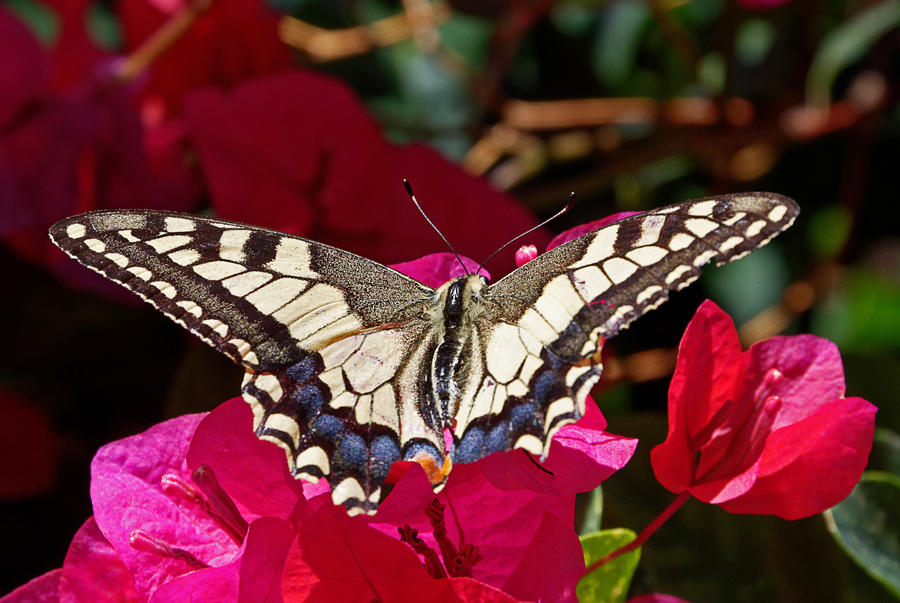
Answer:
top-left (1, 0), bottom-right (899, 600)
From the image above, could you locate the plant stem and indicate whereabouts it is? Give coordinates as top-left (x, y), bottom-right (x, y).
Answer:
top-left (582, 491), bottom-right (691, 578)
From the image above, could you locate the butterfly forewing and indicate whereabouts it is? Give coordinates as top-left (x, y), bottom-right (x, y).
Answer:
top-left (462, 192), bottom-right (799, 463)
top-left (49, 210), bottom-right (433, 373)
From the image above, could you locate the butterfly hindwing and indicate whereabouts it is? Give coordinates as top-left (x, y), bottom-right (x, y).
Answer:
top-left (452, 192), bottom-right (800, 463)
top-left (243, 322), bottom-right (448, 514)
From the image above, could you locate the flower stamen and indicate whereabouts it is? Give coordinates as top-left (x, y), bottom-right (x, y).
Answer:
top-left (191, 465), bottom-right (249, 544)
top-left (129, 529), bottom-right (209, 570)
top-left (398, 525), bottom-right (446, 579)
top-left (399, 498), bottom-right (483, 579)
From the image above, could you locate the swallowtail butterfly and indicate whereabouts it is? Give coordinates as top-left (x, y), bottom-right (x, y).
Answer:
top-left (50, 192), bottom-right (798, 514)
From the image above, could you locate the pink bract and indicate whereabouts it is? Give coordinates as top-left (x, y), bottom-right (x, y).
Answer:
top-left (651, 300), bottom-right (876, 519)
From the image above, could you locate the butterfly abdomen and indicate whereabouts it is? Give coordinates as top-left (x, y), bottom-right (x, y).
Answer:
top-left (431, 275), bottom-right (489, 430)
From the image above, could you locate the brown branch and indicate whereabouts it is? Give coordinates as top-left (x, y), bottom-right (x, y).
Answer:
top-left (278, 1), bottom-right (452, 62)
top-left (112, 0), bottom-right (213, 83)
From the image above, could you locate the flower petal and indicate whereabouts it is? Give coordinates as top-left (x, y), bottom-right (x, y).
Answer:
top-left (59, 517), bottom-right (138, 603)
top-left (390, 253), bottom-right (487, 288)
top-left (238, 517), bottom-right (297, 603)
top-left (719, 397), bottom-right (877, 519)
top-left (90, 412), bottom-right (236, 601)
top-left (147, 566), bottom-right (239, 603)
top-left (500, 510), bottom-right (583, 603)
top-left (186, 397), bottom-right (307, 521)
top-left (370, 462), bottom-right (581, 597)
top-left (477, 402), bottom-right (637, 497)
top-left (284, 503), bottom-right (447, 602)
top-left (450, 578), bottom-right (522, 602)
top-left (651, 301), bottom-right (743, 494)
top-left (0, 569), bottom-right (62, 603)
top-left (742, 334), bottom-right (847, 429)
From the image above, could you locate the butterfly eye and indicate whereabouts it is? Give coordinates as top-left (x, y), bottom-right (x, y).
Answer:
top-left (479, 275), bottom-right (489, 286)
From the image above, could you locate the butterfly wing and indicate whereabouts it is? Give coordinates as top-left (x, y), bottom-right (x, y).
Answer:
top-left (50, 210), bottom-right (434, 373)
top-left (453, 192), bottom-right (799, 463)
top-left (243, 321), bottom-right (450, 514)
top-left (50, 210), bottom-right (445, 514)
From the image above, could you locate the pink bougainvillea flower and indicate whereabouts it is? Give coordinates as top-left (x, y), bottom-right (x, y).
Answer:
top-left (390, 253), bottom-right (488, 288)
top-left (0, 568), bottom-right (61, 603)
top-left (281, 499), bottom-right (526, 602)
top-left (58, 517), bottom-right (139, 603)
top-left (4, 381), bottom-right (631, 602)
top-left (651, 300), bottom-right (877, 519)
top-left (183, 70), bottom-right (550, 275)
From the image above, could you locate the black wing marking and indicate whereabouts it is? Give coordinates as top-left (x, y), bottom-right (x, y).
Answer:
top-left (50, 210), bottom-right (434, 374)
top-left (243, 322), bottom-right (449, 516)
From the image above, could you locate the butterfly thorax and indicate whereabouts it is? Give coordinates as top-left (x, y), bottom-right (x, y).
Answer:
top-left (431, 274), bottom-right (488, 429)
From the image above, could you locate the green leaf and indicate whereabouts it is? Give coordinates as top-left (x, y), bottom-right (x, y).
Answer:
top-left (87, 2), bottom-right (122, 51)
top-left (806, 0), bottom-right (900, 107)
top-left (734, 18), bottom-right (776, 67)
top-left (592, 0), bottom-right (651, 91)
top-left (811, 269), bottom-right (900, 352)
top-left (552, 2), bottom-right (596, 37)
top-left (697, 51), bottom-right (727, 95)
top-left (807, 205), bottom-right (852, 260)
top-left (5, 0), bottom-right (59, 46)
top-left (825, 472), bottom-right (900, 597)
top-left (578, 529), bottom-right (640, 603)
top-left (579, 487), bottom-right (604, 535)
top-left (703, 242), bottom-right (790, 325)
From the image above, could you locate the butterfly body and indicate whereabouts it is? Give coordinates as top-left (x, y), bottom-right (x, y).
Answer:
top-left (50, 192), bottom-right (798, 514)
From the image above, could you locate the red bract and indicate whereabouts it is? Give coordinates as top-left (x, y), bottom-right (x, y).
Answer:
top-left (117, 0), bottom-right (291, 117)
top-left (183, 70), bottom-right (549, 275)
top-left (39, 0), bottom-right (106, 90)
top-left (1, 390), bottom-right (629, 603)
top-left (59, 517), bottom-right (139, 603)
top-left (0, 8), bottom-right (199, 294)
top-left (651, 300), bottom-right (876, 519)
top-left (0, 568), bottom-right (61, 603)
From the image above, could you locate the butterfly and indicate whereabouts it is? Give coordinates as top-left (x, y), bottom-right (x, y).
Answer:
top-left (50, 191), bottom-right (798, 514)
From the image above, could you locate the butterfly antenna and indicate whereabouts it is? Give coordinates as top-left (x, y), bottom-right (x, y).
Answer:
top-left (477, 192), bottom-right (576, 275)
top-left (404, 179), bottom-right (470, 275)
